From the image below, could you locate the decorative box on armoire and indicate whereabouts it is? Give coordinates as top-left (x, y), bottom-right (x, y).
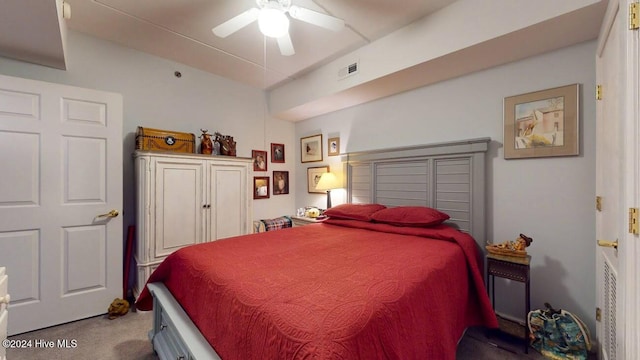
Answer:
top-left (133, 150), bottom-right (253, 297)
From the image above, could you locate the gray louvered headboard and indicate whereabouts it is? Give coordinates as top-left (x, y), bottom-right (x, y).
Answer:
top-left (344, 138), bottom-right (490, 247)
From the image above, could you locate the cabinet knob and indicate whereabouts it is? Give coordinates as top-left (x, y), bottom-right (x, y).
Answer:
top-left (160, 324), bottom-right (167, 331)
top-left (0, 294), bottom-right (9, 305)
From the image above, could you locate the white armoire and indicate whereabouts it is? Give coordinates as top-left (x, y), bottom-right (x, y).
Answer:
top-left (134, 151), bottom-right (253, 296)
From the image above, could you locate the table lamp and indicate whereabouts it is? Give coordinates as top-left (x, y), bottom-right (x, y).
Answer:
top-left (315, 172), bottom-right (339, 209)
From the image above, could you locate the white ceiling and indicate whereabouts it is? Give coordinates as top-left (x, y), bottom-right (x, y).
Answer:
top-left (63, 0), bottom-right (457, 89)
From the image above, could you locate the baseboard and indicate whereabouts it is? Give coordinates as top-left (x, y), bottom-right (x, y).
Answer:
top-left (495, 312), bottom-right (526, 340)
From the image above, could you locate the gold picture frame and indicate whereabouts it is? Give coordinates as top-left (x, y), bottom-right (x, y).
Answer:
top-left (504, 84), bottom-right (579, 159)
top-left (307, 166), bottom-right (329, 193)
top-left (301, 134), bottom-right (323, 163)
top-left (328, 137), bottom-right (340, 156)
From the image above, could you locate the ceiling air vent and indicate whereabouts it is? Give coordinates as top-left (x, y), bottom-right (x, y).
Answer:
top-left (338, 61), bottom-right (359, 80)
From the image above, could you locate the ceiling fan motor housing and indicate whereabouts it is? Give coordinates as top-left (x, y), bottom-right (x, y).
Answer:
top-left (256, 0), bottom-right (292, 10)
top-left (214, 0), bottom-right (344, 56)
top-left (258, 1), bottom-right (290, 38)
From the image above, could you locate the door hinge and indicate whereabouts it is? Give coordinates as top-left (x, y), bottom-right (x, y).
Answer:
top-left (629, 208), bottom-right (639, 234)
top-left (596, 196), bottom-right (602, 211)
top-left (596, 307), bottom-right (602, 322)
top-left (596, 85), bottom-right (603, 100)
top-left (631, 2), bottom-right (639, 30)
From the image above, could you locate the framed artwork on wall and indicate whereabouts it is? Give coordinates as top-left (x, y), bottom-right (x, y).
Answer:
top-left (307, 166), bottom-right (329, 193)
top-left (273, 171), bottom-right (289, 195)
top-left (253, 176), bottom-right (270, 199)
top-left (271, 143), bottom-right (285, 163)
top-left (503, 84), bottom-right (579, 159)
top-left (252, 150), bottom-right (267, 172)
top-left (328, 137), bottom-right (340, 156)
top-left (300, 134), bottom-right (323, 163)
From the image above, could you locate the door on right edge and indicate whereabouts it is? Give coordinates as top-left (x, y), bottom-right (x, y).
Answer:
top-left (595, 1), bottom-right (628, 359)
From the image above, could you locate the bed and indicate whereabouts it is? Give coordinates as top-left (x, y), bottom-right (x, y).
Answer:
top-left (136, 137), bottom-right (497, 360)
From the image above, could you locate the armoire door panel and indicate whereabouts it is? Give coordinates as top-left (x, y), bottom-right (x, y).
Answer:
top-left (211, 166), bottom-right (246, 240)
top-left (154, 161), bottom-right (203, 258)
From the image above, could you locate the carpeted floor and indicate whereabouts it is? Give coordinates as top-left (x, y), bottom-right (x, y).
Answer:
top-left (5, 309), bottom-right (563, 359)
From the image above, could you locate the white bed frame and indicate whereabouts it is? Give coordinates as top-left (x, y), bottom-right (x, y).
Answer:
top-left (145, 137), bottom-right (491, 360)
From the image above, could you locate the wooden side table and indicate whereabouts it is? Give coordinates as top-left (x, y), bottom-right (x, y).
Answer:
top-left (486, 253), bottom-right (531, 354)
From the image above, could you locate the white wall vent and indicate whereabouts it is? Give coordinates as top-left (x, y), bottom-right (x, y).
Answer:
top-left (338, 61), bottom-right (359, 80)
top-left (603, 258), bottom-right (617, 360)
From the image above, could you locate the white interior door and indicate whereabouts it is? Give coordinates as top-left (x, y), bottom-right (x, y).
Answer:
top-left (0, 74), bottom-right (123, 335)
top-left (595, 0), bottom-right (640, 358)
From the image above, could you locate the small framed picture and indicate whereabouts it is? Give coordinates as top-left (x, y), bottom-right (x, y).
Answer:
top-left (307, 166), bottom-right (329, 193)
top-left (300, 134), bottom-right (323, 163)
top-left (271, 143), bottom-right (285, 163)
top-left (252, 150), bottom-right (267, 172)
top-left (273, 171), bottom-right (289, 195)
top-left (253, 176), bottom-right (270, 199)
top-left (328, 137), bottom-right (340, 156)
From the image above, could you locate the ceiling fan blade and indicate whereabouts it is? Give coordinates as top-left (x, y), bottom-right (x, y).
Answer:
top-left (288, 5), bottom-right (344, 32)
top-left (277, 33), bottom-right (295, 56)
top-left (212, 8), bottom-right (260, 38)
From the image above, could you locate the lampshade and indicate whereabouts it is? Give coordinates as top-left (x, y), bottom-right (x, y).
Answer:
top-left (315, 172), bottom-right (339, 209)
top-left (258, 7), bottom-right (289, 38)
top-left (315, 172), bottom-right (339, 191)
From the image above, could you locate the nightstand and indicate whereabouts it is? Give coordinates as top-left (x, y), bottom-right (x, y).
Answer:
top-left (290, 216), bottom-right (326, 227)
top-left (486, 253), bottom-right (531, 354)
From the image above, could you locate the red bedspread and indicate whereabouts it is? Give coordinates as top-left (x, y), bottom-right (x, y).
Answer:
top-left (136, 220), bottom-right (498, 360)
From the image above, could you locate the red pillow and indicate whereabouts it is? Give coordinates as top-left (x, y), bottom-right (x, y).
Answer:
top-left (323, 203), bottom-right (387, 221)
top-left (370, 206), bottom-right (450, 227)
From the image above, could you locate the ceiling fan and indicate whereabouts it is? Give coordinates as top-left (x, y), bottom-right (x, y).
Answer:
top-left (212, 0), bottom-right (345, 56)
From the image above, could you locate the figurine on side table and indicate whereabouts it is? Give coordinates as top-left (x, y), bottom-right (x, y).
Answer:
top-left (486, 233), bottom-right (533, 257)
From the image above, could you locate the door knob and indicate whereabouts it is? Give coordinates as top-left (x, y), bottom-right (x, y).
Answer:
top-left (97, 210), bottom-right (119, 218)
top-left (597, 239), bottom-right (618, 249)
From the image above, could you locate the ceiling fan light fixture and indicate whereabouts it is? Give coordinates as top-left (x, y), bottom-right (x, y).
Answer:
top-left (258, 6), bottom-right (289, 38)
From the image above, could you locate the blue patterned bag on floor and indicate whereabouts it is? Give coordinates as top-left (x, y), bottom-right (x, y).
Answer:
top-left (528, 303), bottom-right (591, 360)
